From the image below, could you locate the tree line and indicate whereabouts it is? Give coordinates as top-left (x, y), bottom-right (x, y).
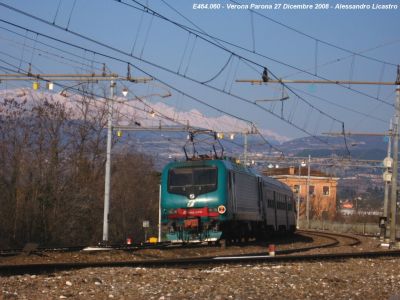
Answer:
top-left (0, 91), bottom-right (159, 248)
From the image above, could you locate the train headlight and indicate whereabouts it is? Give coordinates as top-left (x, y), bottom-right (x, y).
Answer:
top-left (217, 205), bottom-right (226, 214)
top-left (168, 209), bottom-right (177, 214)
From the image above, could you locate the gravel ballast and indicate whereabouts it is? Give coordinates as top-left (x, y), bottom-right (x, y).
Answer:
top-left (1, 257), bottom-right (400, 299)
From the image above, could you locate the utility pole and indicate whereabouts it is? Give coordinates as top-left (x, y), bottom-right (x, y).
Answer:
top-left (390, 84), bottom-right (400, 245)
top-left (324, 130), bottom-right (397, 243)
top-left (297, 164), bottom-right (301, 229)
top-left (100, 76), bottom-right (153, 244)
top-left (244, 131), bottom-right (248, 165)
top-left (297, 162), bottom-right (305, 229)
top-left (102, 78), bottom-right (116, 243)
top-left (382, 120), bottom-right (393, 241)
top-left (243, 125), bottom-right (259, 166)
top-left (158, 184), bottom-right (162, 242)
top-left (306, 155), bottom-right (311, 229)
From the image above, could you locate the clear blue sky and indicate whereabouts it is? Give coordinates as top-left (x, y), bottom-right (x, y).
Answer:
top-left (0, 0), bottom-right (399, 142)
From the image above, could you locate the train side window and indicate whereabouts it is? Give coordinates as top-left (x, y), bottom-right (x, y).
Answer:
top-left (276, 194), bottom-right (286, 210)
top-left (280, 201), bottom-right (284, 210)
top-left (278, 194), bottom-right (284, 210)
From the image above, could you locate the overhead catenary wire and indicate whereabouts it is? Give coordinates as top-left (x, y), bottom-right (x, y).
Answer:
top-left (289, 86), bottom-right (387, 124)
top-left (0, 0), bottom-right (342, 136)
top-left (0, 6), bottom-right (346, 145)
top-left (17, 29), bottom-right (28, 72)
top-left (52, 0), bottom-right (62, 24)
top-left (0, 35), bottom-right (97, 74)
top-left (229, 0), bottom-right (398, 67)
top-left (0, 18), bottom-right (284, 153)
top-left (139, 12), bottom-right (154, 59)
top-left (114, 0), bottom-right (392, 155)
top-left (0, 43), bottom-right (277, 155)
top-left (66, 82), bottom-right (258, 157)
top-left (127, 0), bottom-right (395, 108)
top-left (130, 0), bottom-right (147, 56)
top-left (0, 4), bottom-right (356, 155)
top-left (201, 53), bottom-right (233, 84)
top-left (377, 63), bottom-right (386, 99)
top-left (183, 35), bottom-right (197, 77)
top-left (314, 40), bottom-right (318, 76)
top-left (0, 49), bottom-right (44, 74)
top-left (250, 10), bottom-right (255, 53)
top-left (4, 75), bottom-right (251, 160)
top-left (66, 0), bottom-right (77, 30)
top-left (282, 39), bottom-right (400, 79)
top-left (0, 60), bottom-right (184, 130)
top-left (0, 15), bottom-right (332, 155)
top-left (0, 25), bottom-right (104, 69)
top-left (0, 0), bottom-right (377, 140)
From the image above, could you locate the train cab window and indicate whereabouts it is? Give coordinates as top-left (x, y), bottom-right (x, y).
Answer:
top-left (169, 168), bottom-right (192, 187)
top-left (194, 167), bottom-right (217, 186)
top-left (168, 166), bottom-right (218, 196)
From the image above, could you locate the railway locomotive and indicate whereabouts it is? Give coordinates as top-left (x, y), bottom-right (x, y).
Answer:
top-left (160, 157), bottom-right (296, 243)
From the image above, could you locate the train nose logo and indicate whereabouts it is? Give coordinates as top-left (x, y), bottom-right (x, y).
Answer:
top-left (218, 205), bottom-right (226, 214)
top-left (189, 194), bottom-right (195, 200)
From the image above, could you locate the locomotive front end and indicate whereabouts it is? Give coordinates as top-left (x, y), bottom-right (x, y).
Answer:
top-left (161, 160), bottom-right (228, 242)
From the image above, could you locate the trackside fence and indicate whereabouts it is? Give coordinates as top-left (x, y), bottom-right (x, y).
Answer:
top-left (298, 220), bottom-right (381, 235)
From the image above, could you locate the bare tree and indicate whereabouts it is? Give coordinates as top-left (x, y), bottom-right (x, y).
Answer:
top-left (0, 91), bottom-right (160, 248)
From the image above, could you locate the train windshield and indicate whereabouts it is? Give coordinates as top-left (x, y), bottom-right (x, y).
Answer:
top-left (168, 166), bottom-right (218, 196)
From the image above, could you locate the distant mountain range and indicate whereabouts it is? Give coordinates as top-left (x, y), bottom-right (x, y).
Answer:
top-left (0, 88), bottom-right (390, 167)
top-left (280, 135), bottom-right (388, 160)
top-left (118, 131), bottom-right (389, 171)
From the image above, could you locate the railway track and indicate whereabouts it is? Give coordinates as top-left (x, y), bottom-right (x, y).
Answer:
top-left (0, 230), bottom-right (356, 258)
top-left (0, 246), bottom-right (88, 257)
top-left (1, 246), bottom-right (399, 276)
top-left (0, 230), bottom-right (386, 276)
top-left (297, 230), bottom-right (361, 247)
top-left (0, 242), bottom-right (178, 257)
top-left (0, 243), bottom-right (226, 261)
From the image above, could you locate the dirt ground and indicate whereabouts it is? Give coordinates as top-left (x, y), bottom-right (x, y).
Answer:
top-left (2, 233), bottom-right (396, 300)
